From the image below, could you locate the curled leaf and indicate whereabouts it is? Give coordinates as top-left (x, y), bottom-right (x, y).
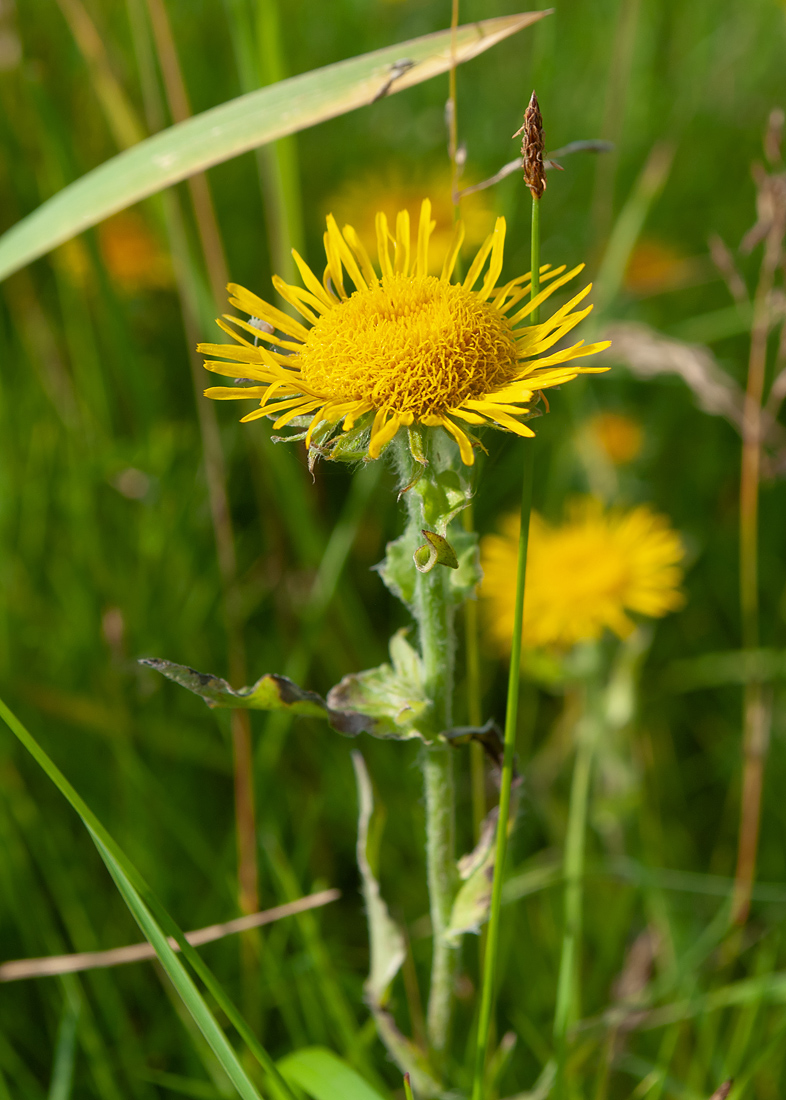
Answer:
top-left (413, 530), bottom-right (459, 573)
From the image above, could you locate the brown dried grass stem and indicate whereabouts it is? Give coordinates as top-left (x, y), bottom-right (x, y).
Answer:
top-left (0, 890), bottom-right (340, 982)
top-left (731, 154), bottom-right (785, 926)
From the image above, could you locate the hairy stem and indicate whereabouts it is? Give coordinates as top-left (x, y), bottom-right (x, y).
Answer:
top-left (422, 738), bottom-right (458, 1057)
top-left (403, 458), bottom-right (459, 1061)
top-left (417, 549), bottom-right (458, 1058)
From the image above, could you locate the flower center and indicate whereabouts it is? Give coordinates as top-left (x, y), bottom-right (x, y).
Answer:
top-left (299, 273), bottom-right (519, 417)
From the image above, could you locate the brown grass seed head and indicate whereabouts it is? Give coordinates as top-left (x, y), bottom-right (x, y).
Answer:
top-left (513, 90), bottom-right (547, 200)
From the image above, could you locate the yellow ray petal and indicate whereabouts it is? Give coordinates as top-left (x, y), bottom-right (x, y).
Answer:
top-left (439, 416), bottom-right (476, 465)
top-left (271, 276), bottom-right (322, 325)
top-left (218, 316), bottom-right (303, 355)
top-left (238, 405), bottom-right (279, 422)
top-left (198, 341), bottom-right (266, 363)
top-left (202, 360), bottom-right (271, 381)
top-left (497, 264), bottom-right (566, 314)
top-left (342, 225), bottom-right (379, 287)
top-left (518, 306), bottom-right (594, 356)
top-left (322, 225), bottom-right (347, 299)
top-left (478, 218), bottom-right (507, 300)
top-left (204, 385), bottom-right (269, 400)
top-left (483, 408), bottom-right (536, 437)
top-left (491, 272), bottom-right (531, 310)
top-left (327, 214), bottom-right (367, 291)
top-left (305, 406), bottom-right (329, 448)
top-left (463, 226), bottom-right (495, 292)
top-left (507, 264), bottom-right (586, 325)
top-left (394, 209), bottom-right (411, 275)
top-left (291, 249), bottom-right (338, 308)
top-left (416, 198), bottom-right (435, 278)
top-left (273, 400), bottom-right (323, 429)
top-left (227, 284), bottom-right (311, 341)
top-left (375, 211), bottom-right (394, 278)
top-left (343, 400), bottom-right (375, 430)
top-left (369, 411), bottom-right (402, 456)
top-left (440, 220), bottom-right (465, 282)
top-left (445, 405), bottom-right (487, 425)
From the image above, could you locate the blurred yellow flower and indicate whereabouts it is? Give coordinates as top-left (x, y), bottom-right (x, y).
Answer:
top-left (326, 167), bottom-right (495, 275)
top-left (589, 411), bottom-right (643, 465)
top-left (624, 238), bottom-right (695, 296)
top-left (97, 210), bottom-right (173, 293)
top-left (481, 498), bottom-right (685, 653)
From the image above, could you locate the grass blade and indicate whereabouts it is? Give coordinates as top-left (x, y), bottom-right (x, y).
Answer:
top-left (0, 693), bottom-right (294, 1100)
top-left (0, 13), bottom-right (547, 282)
top-left (93, 838), bottom-right (264, 1100)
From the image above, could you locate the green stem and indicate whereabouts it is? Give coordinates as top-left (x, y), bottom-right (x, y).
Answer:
top-left (462, 503), bottom-right (486, 841)
top-left (531, 197), bottom-right (541, 323)
top-left (417, 558), bottom-right (458, 1058)
top-left (471, 444), bottom-right (535, 1100)
top-left (405, 466), bottom-right (459, 1060)
top-left (422, 739), bottom-right (458, 1056)
top-left (553, 695), bottom-right (597, 1095)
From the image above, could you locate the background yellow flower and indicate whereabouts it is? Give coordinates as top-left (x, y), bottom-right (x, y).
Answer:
top-left (481, 498), bottom-right (686, 653)
top-left (325, 166), bottom-right (495, 276)
top-left (588, 411), bottom-right (643, 465)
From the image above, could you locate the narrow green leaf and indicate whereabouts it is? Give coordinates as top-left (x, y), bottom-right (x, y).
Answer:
top-left (94, 839), bottom-right (264, 1100)
top-left (277, 1048), bottom-right (389, 1100)
top-left (0, 13), bottom-right (548, 282)
top-left (47, 991), bottom-right (80, 1100)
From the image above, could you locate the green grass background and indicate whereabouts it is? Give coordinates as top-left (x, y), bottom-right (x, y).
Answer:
top-left (1, 0), bottom-right (786, 1096)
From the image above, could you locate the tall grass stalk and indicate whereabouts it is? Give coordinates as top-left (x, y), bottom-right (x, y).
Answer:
top-left (553, 679), bottom-right (600, 1097)
top-left (471, 191), bottom-right (539, 1100)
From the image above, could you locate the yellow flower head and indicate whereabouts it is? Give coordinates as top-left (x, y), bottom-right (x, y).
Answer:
top-left (481, 498), bottom-right (686, 653)
top-left (200, 199), bottom-right (610, 466)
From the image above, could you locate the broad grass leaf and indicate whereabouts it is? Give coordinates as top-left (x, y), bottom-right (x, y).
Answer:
top-left (277, 1047), bottom-right (390, 1100)
top-left (0, 13), bottom-right (548, 282)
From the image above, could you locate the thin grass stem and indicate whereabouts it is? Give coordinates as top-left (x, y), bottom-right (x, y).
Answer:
top-left (553, 695), bottom-right (596, 1097)
top-left (471, 196), bottom-right (539, 1099)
